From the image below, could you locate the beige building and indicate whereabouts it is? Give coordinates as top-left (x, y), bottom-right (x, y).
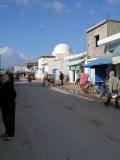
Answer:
top-left (86, 19), bottom-right (120, 58)
top-left (98, 32), bottom-right (120, 78)
top-left (84, 19), bottom-right (120, 83)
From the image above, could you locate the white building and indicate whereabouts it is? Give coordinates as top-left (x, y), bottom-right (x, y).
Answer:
top-left (11, 66), bottom-right (28, 73)
top-left (36, 43), bottom-right (73, 80)
top-left (36, 43), bottom-right (88, 83)
top-left (65, 52), bottom-right (87, 82)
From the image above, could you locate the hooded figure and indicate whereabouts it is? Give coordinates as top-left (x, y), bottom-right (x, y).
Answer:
top-left (108, 71), bottom-right (119, 93)
top-left (104, 71), bottom-right (119, 108)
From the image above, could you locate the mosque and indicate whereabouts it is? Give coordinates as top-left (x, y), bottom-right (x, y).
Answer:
top-left (52, 43), bottom-right (73, 57)
top-left (35, 43), bottom-right (87, 83)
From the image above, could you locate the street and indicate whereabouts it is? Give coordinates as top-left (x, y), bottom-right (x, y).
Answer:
top-left (0, 79), bottom-right (120, 160)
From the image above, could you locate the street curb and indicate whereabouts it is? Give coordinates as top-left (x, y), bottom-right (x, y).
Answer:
top-left (56, 85), bottom-right (103, 102)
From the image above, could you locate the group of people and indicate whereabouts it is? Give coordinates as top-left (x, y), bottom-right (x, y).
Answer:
top-left (0, 72), bottom-right (17, 141)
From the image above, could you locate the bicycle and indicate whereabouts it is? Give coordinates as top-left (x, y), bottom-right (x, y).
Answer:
top-left (80, 81), bottom-right (95, 94)
top-left (88, 85), bottom-right (98, 96)
top-left (88, 82), bottom-right (109, 98)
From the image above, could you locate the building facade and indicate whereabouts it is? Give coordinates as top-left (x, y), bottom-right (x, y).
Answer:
top-left (65, 52), bottom-right (87, 83)
top-left (86, 19), bottom-right (120, 58)
top-left (85, 19), bottom-right (120, 83)
top-left (36, 44), bottom-right (73, 80)
top-left (98, 32), bottom-right (120, 78)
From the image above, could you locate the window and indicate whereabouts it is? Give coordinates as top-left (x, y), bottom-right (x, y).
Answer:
top-left (95, 35), bottom-right (99, 47)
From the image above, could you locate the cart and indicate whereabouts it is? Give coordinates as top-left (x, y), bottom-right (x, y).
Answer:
top-left (43, 74), bottom-right (55, 86)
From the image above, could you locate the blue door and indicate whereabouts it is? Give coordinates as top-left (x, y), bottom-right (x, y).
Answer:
top-left (95, 65), bottom-right (107, 82)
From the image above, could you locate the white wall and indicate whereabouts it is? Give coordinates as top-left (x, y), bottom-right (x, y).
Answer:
top-left (11, 66), bottom-right (28, 73)
top-left (69, 71), bottom-right (74, 82)
top-left (35, 70), bottom-right (43, 79)
top-left (38, 57), bottom-right (56, 69)
top-left (47, 60), bottom-right (69, 76)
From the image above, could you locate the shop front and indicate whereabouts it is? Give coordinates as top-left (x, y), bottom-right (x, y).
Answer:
top-left (84, 54), bottom-right (112, 83)
top-left (112, 45), bottom-right (120, 78)
top-left (68, 59), bottom-right (85, 83)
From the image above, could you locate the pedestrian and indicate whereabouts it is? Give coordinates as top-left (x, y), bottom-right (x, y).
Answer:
top-left (43, 71), bottom-right (48, 80)
top-left (15, 71), bottom-right (20, 81)
top-left (0, 74), bottom-right (17, 141)
top-left (0, 73), bottom-right (3, 88)
top-left (117, 77), bottom-right (120, 98)
top-left (6, 71), bottom-right (14, 85)
top-left (28, 73), bottom-right (32, 82)
top-left (75, 73), bottom-right (80, 84)
top-left (59, 71), bottom-right (64, 85)
top-left (104, 71), bottom-right (119, 108)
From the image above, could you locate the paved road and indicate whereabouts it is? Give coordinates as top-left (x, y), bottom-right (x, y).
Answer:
top-left (0, 80), bottom-right (120, 160)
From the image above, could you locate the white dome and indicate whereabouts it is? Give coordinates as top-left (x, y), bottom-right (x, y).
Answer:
top-left (52, 43), bottom-right (72, 56)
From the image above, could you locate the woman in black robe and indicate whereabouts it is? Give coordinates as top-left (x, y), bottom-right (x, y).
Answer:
top-left (0, 74), bottom-right (17, 141)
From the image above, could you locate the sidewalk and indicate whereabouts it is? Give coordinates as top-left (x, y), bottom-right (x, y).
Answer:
top-left (56, 82), bottom-right (120, 107)
top-left (18, 78), bottom-right (119, 106)
top-left (35, 79), bottom-right (116, 104)
top-left (35, 79), bottom-right (105, 102)
top-left (55, 81), bottom-right (105, 102)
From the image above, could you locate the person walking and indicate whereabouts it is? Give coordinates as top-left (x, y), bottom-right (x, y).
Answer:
top-left (104, 71), bottom-right (119, 108)
top-left (6, 71), bottom-right (14, 85)
top-left (0, 74), bottom-right (17, 141)
top-left (27, 73), bottom-right (32, 82)
top-left (59, 71), bottom-right (64, 85)
top-left (75, 73), bottom-right (80, 84)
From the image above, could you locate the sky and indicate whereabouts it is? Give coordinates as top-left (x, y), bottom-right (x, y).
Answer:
top-left (0, 0), bottom-right (120, 68)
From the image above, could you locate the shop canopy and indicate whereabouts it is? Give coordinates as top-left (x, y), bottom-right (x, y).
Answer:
top-left (68, 59), bottom-right (85, 66)
top-left (112, 45), bottom-right (120, 57)
top-left (84, 54), bottom-right (112, 68)
top-left (0, 68), bottom-right (9, 71)
top-left (112, 45), bottom-right (120, 64)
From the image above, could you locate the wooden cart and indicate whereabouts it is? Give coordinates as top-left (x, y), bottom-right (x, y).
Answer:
top-left (43, 74), bottom-right (55, 86)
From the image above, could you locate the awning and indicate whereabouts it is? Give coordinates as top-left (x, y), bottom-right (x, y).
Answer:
top-left (84, 54), bottom-right (112, 68)
top-left (112, 45), bottom-right (120, 64)
top-left (0, 68), bottom-right (9, 71)
top-left (112, 45), bottom-right (120, 57)
top-left (68, 59), bottom-right (85, 66)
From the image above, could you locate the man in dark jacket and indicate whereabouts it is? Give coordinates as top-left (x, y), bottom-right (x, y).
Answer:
top-left (0, 74), bottom-right (17, 141)
top-left (104, 71), bottom-right (119, 108)
top-left (59, 71), bottom-right (64, 85)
